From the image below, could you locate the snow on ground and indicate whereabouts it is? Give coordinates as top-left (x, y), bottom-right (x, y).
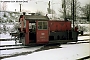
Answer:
top-left (0, 45), bottom-right (25, 49)
top-left (78, 24), bottom-right (90, 32)
top-left (84, 32), bottom-right (90, 34)
top-left (1, 43), bottom-right (90, 60)
top-left (78, 36), bottom-right (90, 40)
top-left (1, 46), bottom-right (43, 57)
top-left (0, 33), bottom-right (12, 39)
top-left (0, 24), bottom-right (14, 29)
top-left (0, 39), bottom-right (43, 58)
top-left (0, 41), bottom-right (21, 45)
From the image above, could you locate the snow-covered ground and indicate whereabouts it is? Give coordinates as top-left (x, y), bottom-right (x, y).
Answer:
top-left (0, 41), bottom-right (21, 45)
top-left (78, 36), bottom-right (90, 40)
top-left (0, 33), bottom-right (12, 39)
top-left (1, 43), bottom-right (90, 60)
top-left (78, 24), bottom-right (90, 37)
top-left (1, 46), bottom-right (43, 57)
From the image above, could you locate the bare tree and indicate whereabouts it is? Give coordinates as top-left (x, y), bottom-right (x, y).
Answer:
top-left (80, 4), bottom-right (90, 21)
top-left (59, 0), bottom-right (80, 20)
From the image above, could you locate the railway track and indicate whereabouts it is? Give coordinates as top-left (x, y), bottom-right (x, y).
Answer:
top-left (0, 43), bottom-right (60, 51)
top-left (0, 40), bottom-right (89, 51)
top-left (0, 43), bottom-right (61, 59)
top-left (69, 39), bottom-right (90, 44)
top-left (0, 39), bottom-right (15, 41)
top-left (0, 40), bottom-right (89, 60)
top-left (0, 45), bottom-right (34, 59)
top-left (0, 39), bottom-right (89, 51)
top-left (0, 44), bottom-right (22, 47)
top-left (0, 43), bottom-right (44, 59)
top-left (0, 45), bottom-right (30, 50)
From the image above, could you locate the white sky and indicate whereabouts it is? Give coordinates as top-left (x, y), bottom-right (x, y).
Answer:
top-left (0, 0), bottom-right (90, 13)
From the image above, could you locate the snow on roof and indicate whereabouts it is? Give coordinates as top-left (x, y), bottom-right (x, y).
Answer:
top-left (25, 15), bottom-right (49, 20)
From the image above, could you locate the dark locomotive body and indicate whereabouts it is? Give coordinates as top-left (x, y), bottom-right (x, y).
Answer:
top-left (49, 21), bottom-right (78, 43)
top-left (18, 14), bottom-right (78, 45)
top-left (49, 21), bottom-right (71, 40)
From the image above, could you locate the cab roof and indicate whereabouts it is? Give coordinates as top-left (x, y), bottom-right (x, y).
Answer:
top-left (25, 15), bottom-right (49, 21)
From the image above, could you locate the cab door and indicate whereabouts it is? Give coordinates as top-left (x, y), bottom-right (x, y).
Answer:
top-left (36, 21), bottom-right (49, 43)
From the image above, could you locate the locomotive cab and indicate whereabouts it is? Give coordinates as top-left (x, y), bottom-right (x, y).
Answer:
top-left (21, 15), bottom-right (49, 45)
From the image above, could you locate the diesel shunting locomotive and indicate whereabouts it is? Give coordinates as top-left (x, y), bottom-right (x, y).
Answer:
top-left (17, 13), bottom-right (78, 45)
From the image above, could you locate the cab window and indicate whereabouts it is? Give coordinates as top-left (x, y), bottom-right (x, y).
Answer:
top-left (38, 21), bottom-right (48, 30)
